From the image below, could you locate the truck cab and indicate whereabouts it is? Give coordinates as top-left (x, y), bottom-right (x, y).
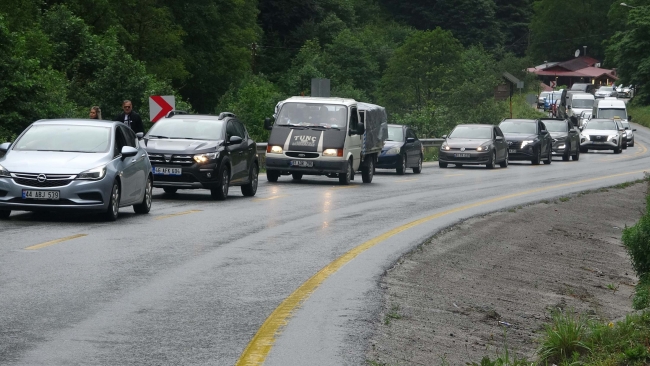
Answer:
top-left (264, 97), bottom-right (387, 185)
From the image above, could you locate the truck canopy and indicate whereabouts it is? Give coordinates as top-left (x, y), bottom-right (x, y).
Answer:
top-left (358, 102), bottom-right (388, 154)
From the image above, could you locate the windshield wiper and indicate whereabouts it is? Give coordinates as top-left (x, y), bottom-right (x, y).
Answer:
top-left (169, 137), bottom-right (204, 140)
top-left (36, 150), bottom-right (92, 153)
top-left (147, 135), bottom-right (169, 139)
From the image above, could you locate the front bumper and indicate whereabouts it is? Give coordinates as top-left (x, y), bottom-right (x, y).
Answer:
top-left (580, 140), bottom-right (617, 150)
top-left (0, 176), bottom-right (111, 212)
top-left (266, 156), bottom-right (348, 174)
top-left (551, 139), bottom-right (568, 155)
top-left (151, 163), bottom-right (220, 189)
top-left (506, 144), bottom-right (536, 160)
top-left (438, 150), bottom-right (491, 165)
top-left (377, 154), bottom-right (399, 169)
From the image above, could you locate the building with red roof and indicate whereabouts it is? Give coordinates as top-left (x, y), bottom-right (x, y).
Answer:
top-left (527, 56), bottom-right (618, 88)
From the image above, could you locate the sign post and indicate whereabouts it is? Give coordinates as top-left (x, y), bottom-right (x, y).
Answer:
top-left (550, 80), bottom-right (557, 88)
top-left (149, 95), bottom-right (175, 123)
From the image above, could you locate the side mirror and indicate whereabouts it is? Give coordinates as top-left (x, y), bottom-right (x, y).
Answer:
top-left (136, 132), bottom-right (144, 140)
top-left (264, 117), bottom-right (274, 131)
top-left (633, 129), bottom-right (637, 131)
top-left (121, 146), bottom-right (138, 159)
top-left (0, 142), bottom-right (10, 153)
top-left (541, 130), bottom-right (548, 134)
top-left (229, 135), bottom-right (243, 145)
top-left (567, 105), bottom-right (572, 109)
top-left (579, 126), bottom-right (584, 131)
top-left (442, 135), bottom-right (447, 139)
top-left (406, 137), bottom-right (415, 143)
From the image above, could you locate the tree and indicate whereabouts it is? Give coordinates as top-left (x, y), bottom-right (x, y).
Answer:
top-left (606, 6), bottom-right (650, 104)
top-left (379, 28), bottom-right (464, 112)
top-left (494, 0), bottom-right (533, 56)
top-left (528, 0), bottom-right (616, 63)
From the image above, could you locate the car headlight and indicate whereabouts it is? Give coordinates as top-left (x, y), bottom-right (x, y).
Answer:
top-left (323, 148), bottom-right (342, 157)
top-left (386, 147), bottom-right (400, 155)
top-left (441, 144), bottom-right (451, 151)
top-left (607, 134), bottom-right (618, 141)
top-left (193, 152), bottom-right (219, 164)
top-left (267, 145), bottom-right (283, 154)
top-left (520, 140), bottom-right (535, 148)
top-left (0, 164), bottom-right (10, 177)
top-left (558, 144), bottom-right (566, 149)
top-left (77, 165), bottom-right (107, 180)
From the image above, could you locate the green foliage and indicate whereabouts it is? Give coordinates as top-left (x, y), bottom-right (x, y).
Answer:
top-left (622, 194), bottom-right (650, 281)
top-left (627, 104), bottom-right (650, 129)
top-left (537, 311), bottom-right (590, 363)
top-left (217, 74), bottom-right (285, 142)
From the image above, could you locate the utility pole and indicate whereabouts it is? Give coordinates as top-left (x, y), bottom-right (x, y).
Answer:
top-left (251, 43), bottom-right (257, 74)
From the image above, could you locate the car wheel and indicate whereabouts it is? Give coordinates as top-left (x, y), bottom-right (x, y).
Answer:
top-left (614, 146), bottom-right (622, 154)
top-left (0, 210), bottom-right (10, 220)
top-left (439, 161), bottom-right (448, 168)
top-left (361, 157), bottom-right (374, 183)
top-left (544, 147), bottom-right (552, 164)
top-left (266, 170), bottom-right (280, 182)
top-left (339, 159), bottom-right (352, 185)
top-left (572, 146), bottom-right (580, 161)
top-left (562, 143), bottom-right (570, 161)
top-left (630, 138), bottom-right (635, 147)
top-left (241, 164), bottom-right (259, 197)
top-left (211, 165), bottom-right (230, 200)
top-left (396, 154), bottom-right (406, 175)
top-left (486, 151), bottom-right (496, 169)
top-left (412, 155), bottom-right (423, 174)
top-left (531, 147), bottom-right (541, 165)
top-left (133, 176), bottom-right (152, 214)
top-left (163, 187), bottom-right (177, 194)
top-left (103, 180), bottom-right (120, 221)
top-left (291, 172), bottom-right (303, 181)
top-left (499, 151), bottom-right (508, 168)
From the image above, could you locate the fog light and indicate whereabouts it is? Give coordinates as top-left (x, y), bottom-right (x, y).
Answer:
top-left (207, 172), bottom-right (212, 178)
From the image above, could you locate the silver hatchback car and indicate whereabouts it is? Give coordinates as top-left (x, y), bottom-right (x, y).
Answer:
top-left (0, 119), bottom-right (153, 221)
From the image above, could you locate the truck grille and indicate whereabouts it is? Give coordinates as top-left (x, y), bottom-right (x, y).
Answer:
top-left (286, 152), bottom-right (319, 158)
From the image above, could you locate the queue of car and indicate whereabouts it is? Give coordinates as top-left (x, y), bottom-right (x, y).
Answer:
top-left (0, 95), bottom-right (640, 221)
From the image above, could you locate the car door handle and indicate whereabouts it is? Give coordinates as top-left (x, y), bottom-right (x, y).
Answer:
top-left (238, 151), bottom-right (244, 154)
top-left (131, 159), bottom-right (137, 163)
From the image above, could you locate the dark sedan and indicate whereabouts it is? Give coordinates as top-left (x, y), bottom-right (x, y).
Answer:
top-left (439, 124), bottom-right (508, 169)
top-left (377, 124), bottom-right (423, 174)
top-left (540, 118), bottom-right (580, 161)
top-left (498, 119), bottom-right (552, 165)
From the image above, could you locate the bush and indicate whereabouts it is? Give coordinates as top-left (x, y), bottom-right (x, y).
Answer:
top-left (622, 194), bottom-right (650, 282)
top-left (537, 311), bottom-right (590, 363)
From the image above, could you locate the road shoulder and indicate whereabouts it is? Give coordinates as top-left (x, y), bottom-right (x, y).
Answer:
top-left (367, 183), bottom-right (646, 365)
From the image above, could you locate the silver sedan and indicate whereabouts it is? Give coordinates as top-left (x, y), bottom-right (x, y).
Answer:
top-left (0, 119), bottom-right (153, 221)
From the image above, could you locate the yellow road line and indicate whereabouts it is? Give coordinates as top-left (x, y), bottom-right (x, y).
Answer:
top-left (599, 142), bottom-right (647, 162)
top-left (396, 178), bottom-right (418, 183)
top-left (154, 210), bottom-right (202, 221)
top-left (235, 168), bottom-right (649, 366)
top-left (253, 195), bottom-right (287, 202)
top-left (25, 234), bottom-right (88, 250)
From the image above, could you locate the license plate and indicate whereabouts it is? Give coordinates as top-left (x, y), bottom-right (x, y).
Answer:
top-left (509, 149), bottom-right (517, 153)
top-left (454, 153), bottom-right (470, 158)
top-left (22, 190), bottom-right (59, 200)
top-left (290, 160), bottom-right (313, 168)
top-left (153, 167), bottom-right (182, 175)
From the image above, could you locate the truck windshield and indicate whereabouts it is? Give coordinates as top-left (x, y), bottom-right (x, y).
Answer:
top-left (572, 99), bottom-right (593, 108)
top-left (276, 103), bottom-right (347, 129)
top-left (598, 108), bottom-right (627, 120)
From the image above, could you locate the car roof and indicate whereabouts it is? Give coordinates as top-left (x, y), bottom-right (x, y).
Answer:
top-left (455, 124), bottom-right (494, 128)
top-left (32, 119), bottom-right (120, 127)
top-left (570, 93), bottom-right (594, 99)
top-left (387, 124), bottom-right (407, 129)
top-left (166, 114), bottom-right (224, 120)
top-left (500, 119), bottom-right (536, 123)
top-left (283, 96), bottom-right (357, 106)
top-left (596, 99), bottom-right (625, 107)
top-left (588, 118), bottom-right (619, 123)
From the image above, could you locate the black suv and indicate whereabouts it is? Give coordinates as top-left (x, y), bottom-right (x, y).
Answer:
top-left (498, 119), bottom-right (553, 165)
top-left (539, 118), bottom-right (581, 161)
top-left (143, 113), bottom-right (259, 200)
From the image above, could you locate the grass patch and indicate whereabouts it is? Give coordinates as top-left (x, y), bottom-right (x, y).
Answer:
top-left (424, 147), bottom-right (438, 162)
top-left (384, 304), bottom-right (402, 325)
top-left (628, 104), bottom-right (650, 129)
top-left (559, 197), bottom-right (570, 202)
top-left (537, 311), bottom-right (590, 364)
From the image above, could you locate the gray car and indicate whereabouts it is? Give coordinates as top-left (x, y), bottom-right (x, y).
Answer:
top-left (0, 119), bottom-right (153, 221)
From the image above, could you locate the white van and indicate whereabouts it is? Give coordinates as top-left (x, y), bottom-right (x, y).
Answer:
top-left (592, 98), bottom-right (628, 121)
top-left (568, 93), bottom-right (595, 123)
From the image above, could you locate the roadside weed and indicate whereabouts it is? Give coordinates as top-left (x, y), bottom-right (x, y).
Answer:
top-left (384, 304), bottom-right (402, 325)
top-left (559, 197), bottom-right (570, 202)
top-left (468, 329), bottom-right (531, 366)
top-left (606, 283), bottom-right (619, 293)
top-left (537, 311), bottom-right (590, 363)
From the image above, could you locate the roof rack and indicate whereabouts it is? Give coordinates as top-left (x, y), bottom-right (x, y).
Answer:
top-left (218, 112), bottom-right (236, 120)
top-left (165, 110), bottom-right (189, 118)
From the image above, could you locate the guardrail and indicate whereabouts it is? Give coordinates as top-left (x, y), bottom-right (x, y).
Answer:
top-left (256, 138), bottom-right (443, 155)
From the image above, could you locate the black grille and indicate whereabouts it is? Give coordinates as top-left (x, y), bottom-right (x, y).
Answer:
top-left (154, 174), bottom-right (197, 183)
top-left (147, 153), bottom-right (193, 165)
top-left (286, 152), bottom-right (319, 158)
top-left (13, 178), bottom-right (72, 187)
top-left (77, 192), bottom-right (103, 202)
top-left (507, 141), bottom-right (523, 148)
top-left (589, 135), bottom-right (607, 141)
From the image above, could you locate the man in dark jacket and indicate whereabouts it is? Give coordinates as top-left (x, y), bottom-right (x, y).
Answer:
top-left (114, 100), bottom-right (144, 133)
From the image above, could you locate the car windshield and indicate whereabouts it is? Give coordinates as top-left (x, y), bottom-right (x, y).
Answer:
top-left (448, 126), bottom-right (492, 139)
top-left (584, 120), bottom-right (617, 130)
top-left (387, 127), bottom-right (404, 142)
top-left (276, 103), bottom-right (347, 129)
top-left (147, 119), bottom-right (224, 140)
top-left (499, 121), bottom-right (537, 134)
top-left (13, 124), bottom-right (111, 153)
top-left (571, 84), bottom-right (588, 91)
top-left (599, 87), bottom-right (613, 92)
top-left (598, 108), bottom-right (627, 120)
top-left (543, 121), bottom-right (568, 132)
top-left (572, 99), bottom-right (593, 108)
top-left (622, 121), bottom-right (630, 129)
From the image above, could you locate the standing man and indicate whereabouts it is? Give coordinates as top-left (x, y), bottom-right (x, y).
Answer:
top-left (114, 100), bottom-right (144, 134)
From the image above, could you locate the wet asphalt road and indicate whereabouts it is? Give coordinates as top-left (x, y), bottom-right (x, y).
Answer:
top-left (2, 124), bottom-right (650, 366)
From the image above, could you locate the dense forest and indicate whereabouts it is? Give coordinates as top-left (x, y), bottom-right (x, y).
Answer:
top-left (0, 0), bottom-right (648, 142)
